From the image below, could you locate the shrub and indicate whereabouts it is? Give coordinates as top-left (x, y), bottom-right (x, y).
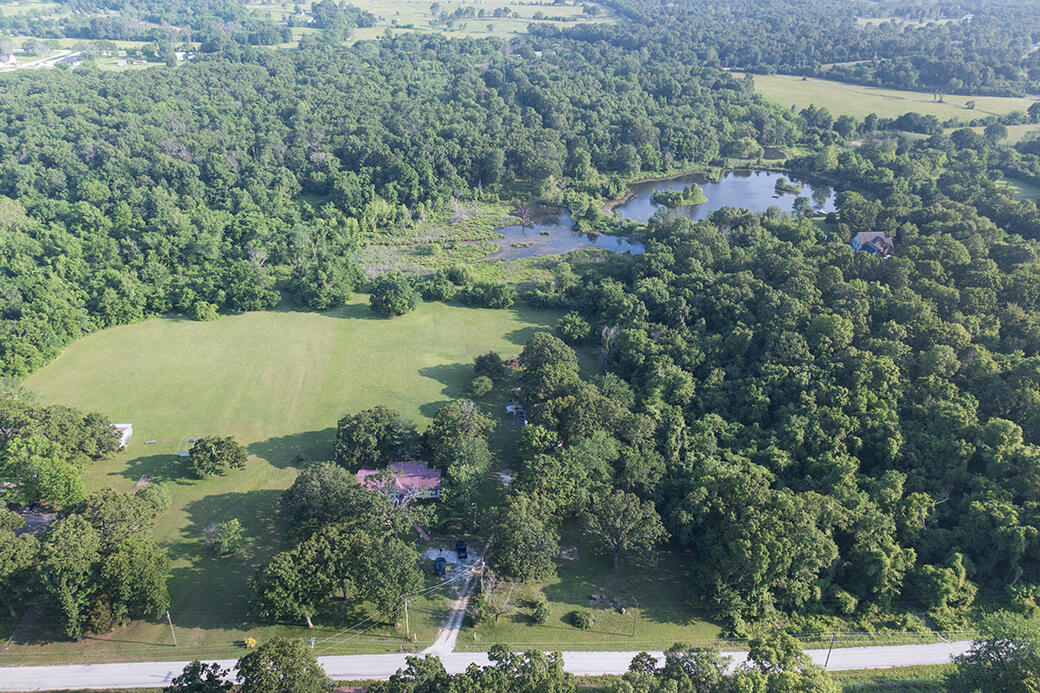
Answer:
top-left (192, 300), bottom-right (220, 321)
top-left (369, 272), bottom-right (419, 317)
top-left (87, 594), bottom-right (120, 634)
top-left (446, 265), bottom-right (476, 285)
top-left (474, 351), bottom-right (510, 381)
top-left (571, 609), bottom-right (594, 630)
top-left (135, 482), bottom-right (171, 514)
top-left (420, 275), bottom-right (457, 302)
top-left (555, 311), bottom-right (590, 344)
top-left (460, 282), bottom-right (517, 309)
top-left (533, 603), bottom-right (551, 624)
top-left (206, 518), bottom-right (244, 556)
top-left (468, 591), bottom-right (497, 625)
top-left (469, 375), bottom-right (494, 398)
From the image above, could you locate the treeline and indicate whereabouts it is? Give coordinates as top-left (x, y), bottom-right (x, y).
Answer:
top-left (0, 392), bottom-right (171, 637)
top-left (0, 389), bottom-right (121, 507)
top-left (0, 34), bottom-right (806, 377)
top-left (159, 616), bottom-right (1040, 691)
top-left (538, 0), bottom-right (1040, 96)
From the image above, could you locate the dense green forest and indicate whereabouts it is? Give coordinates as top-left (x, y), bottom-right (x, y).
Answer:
top-left (0, 32), bottom-right (788, 376)
top-left (8, 2), bottom-right (1040, 680)
top-left (545, 0), bottom-right (1040, 95)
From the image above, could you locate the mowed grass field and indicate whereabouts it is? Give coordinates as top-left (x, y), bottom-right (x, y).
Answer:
top-left (457, 529), bottom-right (720, 652)
top-left (748, 73), bottom-right (1037, 120)
top-left (12, 297), bottom-right (561, 663)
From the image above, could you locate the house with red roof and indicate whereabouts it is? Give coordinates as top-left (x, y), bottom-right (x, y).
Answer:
top-left (357, 461), bottom-right (441, 504)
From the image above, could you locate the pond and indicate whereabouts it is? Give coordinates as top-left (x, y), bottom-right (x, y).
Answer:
top-left (612, 169), bottom-right (837, 224)
top-left (480, 169), bottom-right (837, 260)
top-left (481, 209), bottom-right (645, 261)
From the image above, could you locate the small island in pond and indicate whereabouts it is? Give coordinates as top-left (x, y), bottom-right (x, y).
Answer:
top-left (774, 176), bottom-right (801, 195)
top-left (650, 183), bottom-right (707, 207)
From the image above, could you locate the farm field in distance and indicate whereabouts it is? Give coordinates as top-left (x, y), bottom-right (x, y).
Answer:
top-left (748, 73), bottom-right (1037, 120)
top-left (251, 0), bottom-right (615, 42)
top-left (10, 297), bottom-right (562, 664)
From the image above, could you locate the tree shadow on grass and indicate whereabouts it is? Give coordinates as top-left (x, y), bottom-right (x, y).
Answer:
top-left (311, 598), bottom-right (381, 630)
top-left (503, 325), bottom-right (552, 349)
top-left (418, 363), bottom-right (471, 400)
top-left (330, 301), bottom-right (385, 322)
top-left (117, 453), bottom-right (195, 487)
top-left (418, 399), bottom-right (452, 420)
top-left (247, 427), bottom-right (336, 469)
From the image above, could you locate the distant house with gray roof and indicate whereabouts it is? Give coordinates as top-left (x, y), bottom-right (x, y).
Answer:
top-left (851, 231), bottom-right (895, 258)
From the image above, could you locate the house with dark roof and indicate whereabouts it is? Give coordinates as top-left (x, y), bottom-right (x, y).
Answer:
top-left (357, 461), bottom-right (441, 503)
top-left (851, 231), bottom-right (895, 258)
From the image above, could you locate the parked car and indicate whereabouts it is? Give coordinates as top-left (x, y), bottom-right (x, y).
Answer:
top-left (455, 540), bottom-right (468, 560)
top-left (434, 556), bottom-right (446, 576)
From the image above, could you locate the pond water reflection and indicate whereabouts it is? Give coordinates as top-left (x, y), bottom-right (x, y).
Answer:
top-left (481, 170), bottom-right (836, 260)
top-left (612, 169), bottom-right (836, 223)
top-left (481, 209), bottom-right (645, 261)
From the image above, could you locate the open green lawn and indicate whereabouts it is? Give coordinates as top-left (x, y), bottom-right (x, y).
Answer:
top-left (969, 122), bottom-right (1040, 145)
top-left (1000, 177), bottom-right (1040, 202)
top-left (457, 529), bottom-right (720, 652)
top-left (748, 73), bottom-right (1037, 120)
top-left (9, 297), bottom-right (563, 664)
top-left (4, 36), bottom-right (149, 50)
top-left (833, 664), bottom-right (952, 692)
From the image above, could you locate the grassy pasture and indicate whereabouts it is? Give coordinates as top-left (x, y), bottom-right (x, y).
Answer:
top-left (0, 0), bottom-right (60, 16)
top-left (9, 297), bottom-right (562, 663)
top-left (346, 0), bottom-right (613, 40)
top-left (265, 0), bottom-right (615, 43)
top-left (749, 73), bottom-right (1037, 120)
top-left (968, 122), bottom-right (1040, 145)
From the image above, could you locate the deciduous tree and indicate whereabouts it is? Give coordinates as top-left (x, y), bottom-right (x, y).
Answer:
top-left (187, 437), bottom-right (247, 479)
top-left (236, 637), bottom-right (331, 693)
top-left (582, 489), bottom-right (668, 570)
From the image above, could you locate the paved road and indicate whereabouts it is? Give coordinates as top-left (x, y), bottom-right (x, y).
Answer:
top-left (0, 641), bottom-right (971, 691)
top-left (0, 50), bottom-right (80, 72)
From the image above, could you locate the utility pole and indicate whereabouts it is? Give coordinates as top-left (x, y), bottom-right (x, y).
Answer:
top-left (824, 633), bottom-right (836, 669)
top-left (633, 598), bottom-right (638, 638)
top-left (403, 598), bottom-right (410, 640)
top-left (166, 610), bottom-right (177, 647)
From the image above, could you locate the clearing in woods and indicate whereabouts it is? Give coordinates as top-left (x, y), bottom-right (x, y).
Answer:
top-left (748, 73), bottom-right (1037, 121)
top-left (13, 297), bottom-right (562, 664)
